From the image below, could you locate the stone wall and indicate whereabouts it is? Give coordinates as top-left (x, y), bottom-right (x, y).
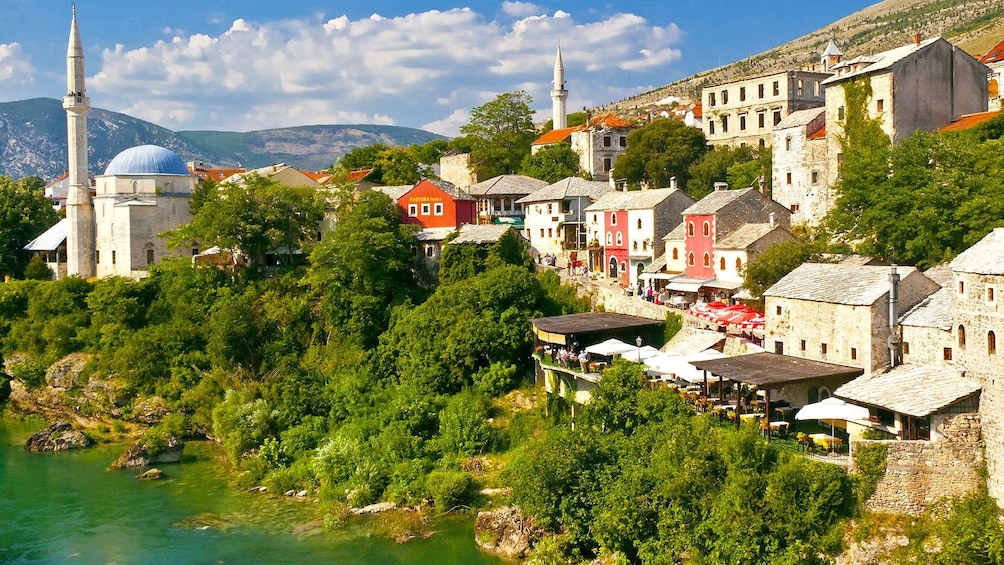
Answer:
top-left (590, 283), bottom-right (671, 322)
top-left (855, 412), bottom-right (983, 515)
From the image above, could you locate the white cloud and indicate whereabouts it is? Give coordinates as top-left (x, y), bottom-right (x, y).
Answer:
top-left (0, 42), bottom-right (35, 98)
top-left (87, 8), bottom-right (685, 133)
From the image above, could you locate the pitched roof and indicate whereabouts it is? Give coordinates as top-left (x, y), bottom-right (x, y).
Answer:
top-left (950, 228), bottom-right (1004, 275)
top-left (835, 365), bottom-right (980, 417)
top-left (775, 107), bottom-right (825, 130)
top-left (691, 101), bottom-right (703, 118)
top-left (531, 312), bottom-right (664, 336)
top-left (643, 253), bottom-right (667, 273)
top-left (347, 168), bottom-right (376, 182)
top-left (807, 125), bottom-right (826, 140)
top-left (940, 111), bottom-right (1000, 133)
top-left (23, 219), bottom-right (68, 252)
top-left (662, 222), bottom-right (686, 241)
top-left (716, 223), bottom-right (788, 249)
top-left (822, 39), bottom-right (843, 57)
top-left (822, 37), bottom-right (943, 85)
top-left (467, 174), bottom-right (548, 197)
top-left (449, 224), bottom-right (515, 245)
top-left (584, 187), bottom-right (691, 212)
top-left (899, 287), bottom-right (951, 330)
top-left (922, 264), bottom-right (953, 288)
top-left (682, 187), bottom-right (757, 215)
top-left (690, 352), bottom-right (862, 388)
top-left (980, 37), bottom-right (1004, 64)
top-left (764, 263), bottom-right (921, 306)
top-left (586, 113), bottom-right (635, 128)
top-left (371, 185), bottom-right (412, 201)
top-left (422, 178), bottom-right (476, 201)
top-left (516, 177), bottom-right (611, 204)
top-left (532, 127), bottom-right (575, 146)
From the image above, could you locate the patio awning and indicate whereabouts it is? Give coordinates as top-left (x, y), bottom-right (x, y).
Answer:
top-left (690, 352), bottom-right (863, 388)
top-left (703, 279), bottom-right (743, 290)
top-left (639, 272), bottom-right (676, 280)
top-left (585, 338), bottom-right (637, 357)
top-left (667, 277), bottom-right (713, 292)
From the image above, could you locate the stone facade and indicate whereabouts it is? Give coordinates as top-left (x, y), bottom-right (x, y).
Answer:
top-left (771, 108), bottom-right (830, 225)
top-left (702, 70), bottom-right (830, 148)
top-left (439, 152), bottom-right (477, 189)
top-left (855, 412), bottom-right (983, 515)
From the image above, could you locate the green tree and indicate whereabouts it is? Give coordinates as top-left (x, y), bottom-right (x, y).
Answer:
top-left (438, 228), bottom-right (533, 286)
top-left (540, 111), bottom-right (587, 132)
top-left (519, 144), bottom-right (583, 183)
top-left (742, 238), bottom-right (824, 302)
top-left (614, 118), bottom-right (708, 189)
top-left (337, 143), bottom-right (391, 171)
top-left (374, 146), bottom-right (431, 185)
top-left (461, 91), bottom-right (538, 179)
top-left (0, 175), bottom-right (59, 278)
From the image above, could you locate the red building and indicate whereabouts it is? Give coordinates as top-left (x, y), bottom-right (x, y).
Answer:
top-left (398, 178), bottom-right (476, 229)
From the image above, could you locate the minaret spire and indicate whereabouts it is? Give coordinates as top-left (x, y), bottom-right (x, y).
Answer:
top-left (64, 4), bottom-right (95, 277)
top-left (550, 45), bottom-right (568, 130)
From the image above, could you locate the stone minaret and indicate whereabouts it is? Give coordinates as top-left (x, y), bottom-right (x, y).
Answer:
top-left (64, 5), bottom-right (94, 278)
top-left (551, 45), bottom-right (568, 130)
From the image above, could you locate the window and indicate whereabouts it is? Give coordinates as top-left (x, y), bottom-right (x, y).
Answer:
top-left (642, 240), bottom-right (648, 251)
top-left (721, 90), bottom-right (729, 104)
top-left (773, 110), bottom-right (782, 126)
top-left (191, 247), bottom-right (199, 256)
top-left (111, 250), bottom-right (117, 265)
top-left (772, 81), bottom-right (780, 96)
top-left (146, 249), bottom-right (154, 265)
top-left (703, 253), bottom-right (710, 267)
top-left (990, 287), bottom-right (996, 302)
top-left (709, 120), bottom-right (715, 134)
top-left (672, 248), bottom-right (678, 260)
top-left (687, 222), bottom-right (694, 236)
top-left (821, 343), bottom-right (828, 355)
top-left (797, 79), bottom-right (804, 96)
top-left (739, 86), bottom-right (746, 101)
top-left (619, 136), bottom-right (627, 147)
top-left (632, 241), bottom-right (638, 251)
top-left (776, 305), bottom-right (782, 315)
top-left (620, 262), bottom-right (626, 272)
top-left (739, 114), bottom-right (747, 131)
top-left (592, 214), bottom-right (598, 223)
top-left (702, 222), bottom-right (710, 237)
top-left (426, 245), bottom-right (434, 258)
top-left (851, 348), bottom-right (857, 360)
top-left (611, 213), bottom-right (618, 225)
top-left (688, 253), bottom-right (695, 266)
top-left (990, 331), bottom-right (997, 355)
top-left (720, 257), bottom-right (726, 271)
top-left (709, 92), bottom-right (716, 106)
top-left (959, 280), bottom-right (965, 294)
top-left (603, 136), bottom-right (611, 147)
top-left (421, 203), bottom-right (430, 215)
top-left (785, 137), bottom-right (792, 151)
top-left (433, 203), bottom-right (443, 216)
top-left (616, 233), bottom-right (623, 245)
top-left (876, 99), bottom-right (884, 112)
top-left (637, 218), bottom-right (642, 229)
top-left (95, 250), bottom-right (100, 264)
top-left (959, 325), bottom-right (967, 349)
top-left (603, 158), bottom-right (612, 172)
top-left (838, 106), bottom-right (845, 120)
top-left (790, 204), bottom-right (800, 212)
top-left (944, 347), bottom-right (953, 361)
top-left (759, 138), bottom-right (765, 147)
top-left (774, 341), bottom-right (784, 354)
top-left (736, 258), bottom-right (742, 271)
top-left (721, 115), bottom-right (729, 133)
top-left (606, 233), bottom-right (612, 245)
top-left (540, 229), bottom-right (545, 238)
top-left (547, 203), bottom-right (553, 214)
top-left (903, 342), bottom-right (910, 355)
top-left (547, 228), bottom-right (553, 238)
top-left (758, 84), bottom-right (765, 98)
top-left (786, 172), bottom-right (792, 185)
top-left (800, 340), bottom-right (806, 351)
top-left (811, 171), bottom-right (819, 185)
top-left (758, 112), bottom-right (765, 129)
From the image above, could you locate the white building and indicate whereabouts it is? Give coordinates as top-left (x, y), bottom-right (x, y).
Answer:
top-left (770, 107), bottom-right (828, 226)
top-left (517, 177), bottom-right (610, 257)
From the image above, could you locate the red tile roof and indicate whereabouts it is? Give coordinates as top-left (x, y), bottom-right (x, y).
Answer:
top-left (301, 170), bottom-right (333, 182)
top-left (587, 113), bottom-right (635, 128)
top-left (692, 101), bottom-right (703, 118)
top-left (532, 126), bottom-right (576, 146)
top-left (190, 167), bottom-right (246, 181)
top-left (940, 111), bottom-right (1000, 132)
top-left (347, 168), bottom-right (376, 182)
top-left (807, 125), bottom-right (826, 140)
top-left (980, 38), bottom-right (1004, 64)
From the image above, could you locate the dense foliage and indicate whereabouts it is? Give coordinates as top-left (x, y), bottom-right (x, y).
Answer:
top-left (687, 145), bottom-right (771, 200)
top-left (0, 175), bottom-right (59, 279)
top-left (614, 118), bottom-right (708, 190)
top-left (335, 140), bottom-right (446, 185)
top-left (460, 91), bottom-right (538, 179)
top-left (519, 144), bottom-right (584, 183)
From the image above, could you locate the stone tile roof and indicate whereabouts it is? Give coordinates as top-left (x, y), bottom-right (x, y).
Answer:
top-left (716, 223), bottom-right (783, 250)
top-left (835, 364), bottom-right (980, 417)
top-left (682, 187), bottom-right (756, 215)
top-left (923, 264), bottom-right (953, 288)
top-left (372, 185), bottom-right (412, 201)
top-left (662, 222), bottom-right (686, 241)
top-left (449, 224), bottom-right (514, 245)
top-left (822, 37), bottom-right (942, 85)
top-left (516, 177), bottom-right (611, 204)
top-left (950, 228), bottom-right (1004, 275)
top-left (416, 227), bottom-right (455, 242)
top-left (643, 253), bottom-right (667, 273)
top-left (662, 327), bottom-right (724, 355)
top-left (423, 178), bottom-right (475, 201)
top-left (467, 175), bottom-right (548, 197)
top-left (584, 188), bottom-right (690, 212)
top-left (690, 352), bottom-right (862, 387)
top-left (764, 263), bottom-right (920, 306)
top-left (775, 107), bottom-right (825, 130)
top-left (899, 287), bottom-right (951, 330)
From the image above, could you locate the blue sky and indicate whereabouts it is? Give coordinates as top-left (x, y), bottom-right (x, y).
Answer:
top-left (0, 0), bottom-right (876, 135)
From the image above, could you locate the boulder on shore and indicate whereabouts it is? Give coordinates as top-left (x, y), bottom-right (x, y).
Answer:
top-left (24, 421), bottom-right (92, 452)
top-left (474, 506), bottom-right (539, 559)
top-left (137, 468), bottom-right (164, 480)
top-left (110, 436), bottom-right (184, 469)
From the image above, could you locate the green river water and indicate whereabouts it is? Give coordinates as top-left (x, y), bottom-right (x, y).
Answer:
top-left (0, 420), bottom-right (506, 564)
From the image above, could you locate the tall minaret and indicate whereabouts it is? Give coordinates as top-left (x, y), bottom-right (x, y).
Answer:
top-left (64, 4), bottom-right (95, 278)
top-left (550, 45), bottom-right (568, 130)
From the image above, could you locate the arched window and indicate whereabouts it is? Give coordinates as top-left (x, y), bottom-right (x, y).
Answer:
top-left (736, 257), bottom-right (743, 271)
top-left (672, 248), bottom-right (679, 260)
top-left (819, 387), bottom-right (831, 400)
top-left (990, 331), bottom-right (997, 355)
top-left (703, 253), bottom-right (710, 267)
top-left (807, 386), bottom-right (819, 405)
top-left (688, 253), bottom-right (695, 266)
top-left (493, 197), bottom-right (502, 211)
top-left (632, 241), bottom-right (638, 251)
top-left (611, 213), bottom-right (617, 225)
top-left (616, 232), bottom-right (623, 246)
top-left (637, 218), bottom-right (642, 229)
top-left (687, 222), bottom-right (694, 237)
top-left (719, 257), bottom-right (726, 271)
top-left (959, 325), bottom-right (966, 349)
top-left (606, 233), bottom-right (612, 245)
top-left (642, 240), bottom-right (648, 251)
top-left (703, 222), bottom-right (710, 237)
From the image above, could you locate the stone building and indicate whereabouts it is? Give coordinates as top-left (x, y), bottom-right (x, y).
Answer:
top-left (702, 69), bottom-right (830, 148)
top-left (822, 36), bottom-right (989, 190)
top-left (466, 175), bottom-right (548, 226)
top-left (770, 107), bottom-right (829, 225)
top-left (949, 228), bottom-right (1004, 507)
top-left (517, 177), bottom-right (610, 257)
top-left (899, 287), bottom-right (954, 367)
top-left (531, 113), bottom-right (637, 182)
top-left (439, 151), bottom-right (477, 189)
top-left (764, 263), bottom-right (940, 376)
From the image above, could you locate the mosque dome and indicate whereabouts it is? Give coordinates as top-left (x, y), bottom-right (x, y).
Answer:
top-left (103, 145), bottom-right (190, 176)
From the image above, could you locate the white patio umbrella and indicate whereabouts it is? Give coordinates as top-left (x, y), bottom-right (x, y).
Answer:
top-left (585, 338), bottom-right (636, 357)
top-left (619, 345), bottom-right (661, 363)
top-left (796, 397), bottom-right (870, 452)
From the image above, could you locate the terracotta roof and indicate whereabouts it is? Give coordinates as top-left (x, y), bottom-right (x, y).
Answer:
top-left (950, 227), bottom-right (1004, 274)
top-left (940, 111), bottom-right (1000, 132)
top-left (467, 174), bottom-right (548, 196)
top-left (191, 167), bottom-right (246, 182)
top-left (46, 171), bottom-right (69, 187)
top-left (807, 125), bottom-right (826, 140)
top-left (835, 365), bottom-right (980, 417)
top-left (532, 127), bottom-right (576, 146)
top-left (516, 177), bottom-right (611, 204)
top-left (348, 168), bottom-right (376, 182)
top-left (765, 263), bottom-right (922, 306)
top-left (691, 101), bottom-right (702, 118)
top-left (301, 170), bottom-right (333, 183)
top-left (587, 113), bottom-right (635, 128)
top-left (980, 37), bottom-right (1004, 64)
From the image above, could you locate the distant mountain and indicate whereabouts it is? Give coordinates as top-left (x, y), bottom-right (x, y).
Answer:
top-left (0, 98), bottom-right (446, 181)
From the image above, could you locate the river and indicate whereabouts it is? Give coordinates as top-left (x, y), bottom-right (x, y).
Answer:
top-left (0, 420), bottom-right (505, 564)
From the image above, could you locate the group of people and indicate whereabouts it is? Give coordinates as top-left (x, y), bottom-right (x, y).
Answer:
top-left (543, 345), bottom-right (591, 371)
top-left (537, 253), bottom-right (558, 267)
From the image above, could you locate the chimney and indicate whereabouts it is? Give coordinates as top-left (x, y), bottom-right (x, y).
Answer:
top-left (714, 182), bottom-right (729, 191)
top-left (888, 265), bottom-right (902, 368)
top-left (768, 212), bottom-right (776, 228)
top-left (913, 33), bottom-right (921, 46)
top-left (669, 176), bottom-right (678, 189)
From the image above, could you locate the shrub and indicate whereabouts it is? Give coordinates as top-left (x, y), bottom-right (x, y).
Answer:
top-left (427, 469), bottom-right (475, 512)
top-left (473, 362), bottom-right (520, 397)
top-left (8, 358), bottom-right (47, 388)
top-left (853, 442), bottom-right (888, 506)
top-left (436, 391), bottom-right (493, 457)
top-left (23, 257), bottom-right (52, 280)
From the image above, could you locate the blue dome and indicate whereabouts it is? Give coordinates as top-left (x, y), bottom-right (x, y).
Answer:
top-left (103, 145), bottom-right (189, 176)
